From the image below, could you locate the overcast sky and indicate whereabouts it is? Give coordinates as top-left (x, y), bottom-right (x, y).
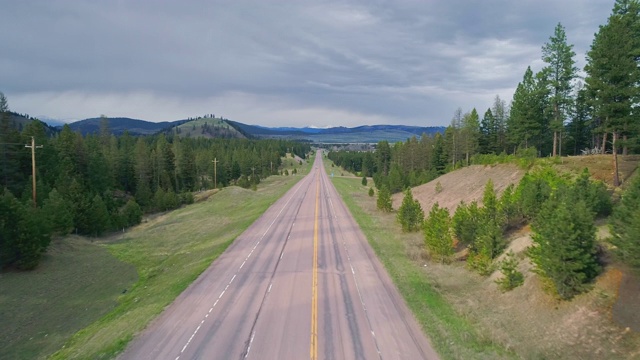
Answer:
top-left (1, 1), bottom-right (613, 127)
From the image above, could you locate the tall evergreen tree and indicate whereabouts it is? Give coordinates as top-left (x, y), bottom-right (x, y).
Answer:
top-left (566, 86), bottom-right (593, 155)
top-left (508, 67), bottom-right (547, 153)
top-left (461, 108), bottom-right (481, 164)
top-left (586, 8), bottom-right (640, 186)
top-left (542, 23), bottom-right (577, 157)
top-left (0, 92), bottom-right (24, 194)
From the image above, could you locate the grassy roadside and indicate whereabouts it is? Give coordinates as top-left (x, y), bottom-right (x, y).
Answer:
top-left (325, 163), bottom-right (513, 359)
top-left (48, 161), bottom-right (312, 359)
top-left (0, 238), bottom-right (138, 359)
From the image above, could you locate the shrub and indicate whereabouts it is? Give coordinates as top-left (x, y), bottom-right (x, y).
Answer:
top-left (466, 251), bottom-right (494, 276)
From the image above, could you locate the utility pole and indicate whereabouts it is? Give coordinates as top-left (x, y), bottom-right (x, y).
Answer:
top-left (251, 167), bottom-right (256, 183)
top-left (25, 136), bottom-right (43, 207)
top-left (212, 157), bottom-right (218, 189)
top-left (270, 161), bottom-right (273, 174)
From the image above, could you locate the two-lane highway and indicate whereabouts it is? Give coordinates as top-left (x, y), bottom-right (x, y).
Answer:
top-left (120, 151), bottom-right (438, 360)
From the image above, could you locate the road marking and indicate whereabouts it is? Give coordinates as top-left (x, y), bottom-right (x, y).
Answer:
top-left (323, 171), bottom-right (383, 358)
top-left (310, 172), bottom-right (319, 360)
top-left (244, 331), bottom-right (256, 358)
top-left (173, 170), bottom-right (309, 359)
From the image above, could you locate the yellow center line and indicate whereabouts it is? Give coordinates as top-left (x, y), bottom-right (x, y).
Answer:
top-left (310, 171), bottom-right (319, 360)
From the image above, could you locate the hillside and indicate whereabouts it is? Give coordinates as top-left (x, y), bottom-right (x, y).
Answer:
top-left (392, 164), bottom-right (526, 214)
top-left (171, 117), bottom-right (247, 139)
top-left (228, 120), bottom-right (445, 143)
top-left (65, 117), bottom-right (187, 135)
top-left (5, 112), bottom-right (58, 135)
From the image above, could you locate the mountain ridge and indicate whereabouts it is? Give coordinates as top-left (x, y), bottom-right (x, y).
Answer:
top-left (47, 116), bottom-right (445, 142)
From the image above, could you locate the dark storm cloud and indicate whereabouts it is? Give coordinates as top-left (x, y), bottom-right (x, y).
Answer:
top-left (0, 1), bottom-right (613, 126)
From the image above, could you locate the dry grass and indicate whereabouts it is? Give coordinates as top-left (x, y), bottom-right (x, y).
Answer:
top-left (392, 164), bottom-right (525, 214)
top-left (553, 154), bottom-right (640, 187)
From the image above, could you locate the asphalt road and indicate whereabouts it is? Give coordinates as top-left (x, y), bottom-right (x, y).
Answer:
top-left (120, 152), bottom-right (438, 360)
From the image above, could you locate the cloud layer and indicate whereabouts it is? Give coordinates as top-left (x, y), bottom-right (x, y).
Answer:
top-left (1, 1), bottom-right (613, 126)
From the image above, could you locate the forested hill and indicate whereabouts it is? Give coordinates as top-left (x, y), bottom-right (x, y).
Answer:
top-left (66, 117), bottom-right (188, 135)
top-left (227, 120), bottom-right (445, 143)
top-left (7, 112), bottom-right (58, 136)
top-left (170, 116), bottom-right (248, 139)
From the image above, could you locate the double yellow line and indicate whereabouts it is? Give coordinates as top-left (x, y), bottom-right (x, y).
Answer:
top-left (310, 173), bottom-right (319, 360)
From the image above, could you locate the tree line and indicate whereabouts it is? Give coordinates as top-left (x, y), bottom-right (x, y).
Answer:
top-left (0, 94), bottom-right (311, 269)
top-left (331, 0), bottom-right (640, 190)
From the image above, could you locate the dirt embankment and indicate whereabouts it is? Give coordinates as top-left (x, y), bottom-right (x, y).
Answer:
top-left (392, 164), bottom-right (525, 214)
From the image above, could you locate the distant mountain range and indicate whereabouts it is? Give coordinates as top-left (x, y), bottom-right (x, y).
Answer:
top-left (64, 117), bottom-right (189, 135)
top-left (8, 113), bottom-right (445, 143)
top-left (227, 121), bottom-right (444, 143)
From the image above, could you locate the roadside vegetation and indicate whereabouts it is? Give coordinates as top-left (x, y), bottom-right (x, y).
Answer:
top-left (326, 154), bottom-right (640, 359)
top-left (0, 149), bottom-right (311, 359)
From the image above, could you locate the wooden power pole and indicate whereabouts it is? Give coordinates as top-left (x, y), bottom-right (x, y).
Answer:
top-left (25, 136), bottom-right (43, 207)
top-left (212, 157), bottom-right (219, 189)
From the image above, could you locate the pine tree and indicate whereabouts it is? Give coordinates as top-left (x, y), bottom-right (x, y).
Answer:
top-left (423, 203), bottom-right (453, 263)
top-left (571, 168), bottom-right (612, 217)
top-left (452, 201), bottom-right (482, 245)
top-left (397, 188), bottom-right (424, 232)
top-left (566, 86), bottom-right (593, 155)
top-left (121, 199), bottom-right (143, 227)
top-left (542, 23), bottom-right (577, 157)
top-left (0, 189), bottom-right (22, 267)
top-left (508, 67), bottom-right (546, 152)
top-left (586, 8), bottom-right (640, 186)
top-left (87, 194), bottom-right (111, 237)
top-left (376, 185), bottom-right (393, 212)
top-left (461, 108), bottom-right (481, 165)
top-left (516, 173), bottom-right (552, 221)
top-left (610, 175), bottom-right (640, 268)
top-left (0, 92), bottom-right (25, 195)
top-left (0, 189), bottom-right (50, 269)
top-left (15, 206), bottom-right (51, 270)
top-left (530, 193), bottom-right (600, 299)
top-left (42, 188), bottom-right (73, 235)
top-left (361, 176), bottom-right (367, 186)
top-left (495, 251), bottom-right (524, 292)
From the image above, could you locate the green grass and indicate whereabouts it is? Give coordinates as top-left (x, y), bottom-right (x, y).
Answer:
top-left (0, 237), bottom-right (138, 360)
top-left (48, 173), bottom-right (304, 359)
top-left (326, 167), bottom-right (514, 359)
